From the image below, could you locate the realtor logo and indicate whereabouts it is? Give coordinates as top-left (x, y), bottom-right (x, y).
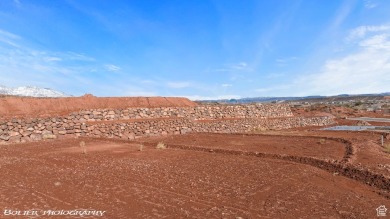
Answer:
top-left (376, 205), bottom-right (387, 217)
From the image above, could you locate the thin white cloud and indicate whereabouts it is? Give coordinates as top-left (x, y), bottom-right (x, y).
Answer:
top-left (66, 52), bottom-right (95, 62)
top-left (328, 1), bottom-right (354, 32)
top-left (276, 57), bottom-right (298, 64)
top-left (275, 57), bottom-right (298, 67)
top-left (214, 61), bottom-right (252, 72)
top-left (0, 29), bottom-right (22, 48)
top-left (124, 90), bottom-right (156, 97)
top-left (255, 25), bottom-right (390, 97)
top-left (347, 25), bottom-right (390, 41)
top-left (0, 37), bottom-right (20, 48)
top-left (346, 25), bottom-right (390, 41)
top-left (186, 94), bottom-right (241, 101)
top-left (359, 33), bottom-right (390, 49)
top-left (221, 84), bottom-right (232, 87)
top-left (166, 81), bottom-right (191, 89)
top-left (231, 62), bottom-right (248, 70)
top-left (255, 85), bottom-right (292, 94)
top-left (294, 27), bottom-right (390, 96)
top-left (140, 80), bottom-right (157, 84)
top-left (266, 73), bottom-right (285, 79)
top-left (0, 29), bottom-right (21, 40)
top-left (44, 56), bottom-right (62, 62)
top-left (0, 29), bottom-right (99, 93)
top-left (364, 0), bottom-right (377, 9)
top-left (104, 64), bottom-right (121, 72)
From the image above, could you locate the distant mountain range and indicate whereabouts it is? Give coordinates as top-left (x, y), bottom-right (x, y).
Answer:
top-left (198, 92), bottom-right (390, 104)
top-left (1, 84), bottom-right (388, 101)
top-left (0, 85), bottom-right (71, 97)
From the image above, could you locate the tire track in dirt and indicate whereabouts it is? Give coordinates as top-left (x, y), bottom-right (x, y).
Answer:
top-left (138, 141), bottom-right (390, 199)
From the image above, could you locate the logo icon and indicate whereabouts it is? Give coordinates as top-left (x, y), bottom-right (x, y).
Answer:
top-left (376, 205), bottom-right (387, 217)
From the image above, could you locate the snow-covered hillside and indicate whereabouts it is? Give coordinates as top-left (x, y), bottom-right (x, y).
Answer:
top-left (0, 85), bottom-right (71, 97)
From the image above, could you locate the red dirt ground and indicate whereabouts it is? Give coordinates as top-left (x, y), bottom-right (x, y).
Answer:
top-left (292, 105), bottom-right (390, 119)
top-left (0, 95), bottom-right (196, 119)
top-left (139, 133), bottom-right (347, 161)
top-left (275, 129), bottom-right (390, 179)
top-left (1, 133), bottom-right (389, 218)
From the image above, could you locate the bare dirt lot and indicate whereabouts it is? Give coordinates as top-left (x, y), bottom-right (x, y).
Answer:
top-left (292, 105), bottom-right (390, 119)
top-left (1, 132), bottom-right (389, 218)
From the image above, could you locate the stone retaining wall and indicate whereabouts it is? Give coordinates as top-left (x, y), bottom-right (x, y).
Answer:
top-left (0, 104), bottom-right (333, 144)
top-left (86, 117), bottom-right (334, 140)
top-left (75, 104), bottom-right (293, 121)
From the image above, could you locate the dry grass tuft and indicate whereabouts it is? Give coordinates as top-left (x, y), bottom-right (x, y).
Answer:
top-left (254, 127), bottom-right (267, 132)
top-left (156, 142), bottom-right (166, 149)
top-left (79, 141), bottom-right (87, 154)
top-left (318, 139), bottom-right (326, 145)
top-left (384, 143), bottom-right (390, 154)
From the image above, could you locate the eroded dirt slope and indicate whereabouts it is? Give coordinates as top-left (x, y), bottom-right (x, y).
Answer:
top-left (0, 95), bottom-right (196, 118)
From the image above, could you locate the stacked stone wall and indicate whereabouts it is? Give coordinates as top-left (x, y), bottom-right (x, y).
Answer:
top-left (0, 104), bottom-right (333, 144)
top-left (76, 104), bottom-right (293, 121)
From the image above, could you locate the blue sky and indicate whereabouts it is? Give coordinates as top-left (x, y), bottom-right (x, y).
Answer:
top-left (0, 0), bottom-right (389, 99)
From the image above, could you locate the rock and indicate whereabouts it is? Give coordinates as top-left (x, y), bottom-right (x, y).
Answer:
top-left (21, 131), bottom-right (32, 137)
top-left (30, 134), bottom-right (42, 141)
top-left (9, 136), bottom-right (21, 143)
top-left (0, 135), bottom-right (10, 141)
top-left (9, 131), bottom-right (20, 137)
top-left (42, 130), bottom-right (53, 135)
top-left (42, 133), bottom-right (57, 139)
top-left (356, 120), bottom-right (371, 126)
